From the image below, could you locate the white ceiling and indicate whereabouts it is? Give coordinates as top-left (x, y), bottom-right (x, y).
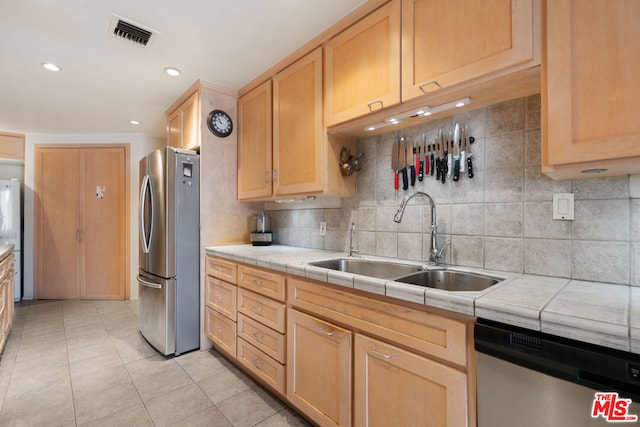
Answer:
top-left (0, 0), bottom-right (366, 138)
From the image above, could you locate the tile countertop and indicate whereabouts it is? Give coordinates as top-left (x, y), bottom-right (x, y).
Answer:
top-left (0, 245), bottom-right (13, 261)
top-left (205, 244), bottom-right (640, 355)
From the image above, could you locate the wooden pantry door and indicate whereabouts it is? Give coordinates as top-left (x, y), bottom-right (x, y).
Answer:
top-left (35, 146), bottom-right (129, 300)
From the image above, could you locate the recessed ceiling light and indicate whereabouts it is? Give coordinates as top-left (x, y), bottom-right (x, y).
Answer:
top-left (42, 62), bottom-right (61, 72)
top-left (129, 120), bottom-right (140, 125)
top-left (164, 67), bottom-right (181, 77)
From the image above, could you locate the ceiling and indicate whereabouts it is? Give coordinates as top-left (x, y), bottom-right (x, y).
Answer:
top-left (0, 0), bottom-right (366, 138)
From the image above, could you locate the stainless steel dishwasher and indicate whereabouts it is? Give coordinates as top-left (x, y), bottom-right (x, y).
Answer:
top-left (475, 319), bottom-right (640, 427)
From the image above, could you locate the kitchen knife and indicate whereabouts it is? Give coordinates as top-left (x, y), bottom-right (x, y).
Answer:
top-left (446, 130), bottom-right (453, 179)
top-left (417, 137), bottom-right (424, 182)
top-left (423, 140), bottom-right (429, 177)
top-left (452, 122), bottom-right (460, 181)
top-left (429, 143), bottom-right (435, 176)
top-left (391, 138), bottom-right (399, 190)
top-left (435, 133), bottom-right (441, 181)
top-left (409, 140), bottom-right (416, 187)
top-left (399, 138), bottom-right (408, 190)
top-left (460, 125), bottom-right (467, 173)
top-left (441, 130), bottom-right (447, 184)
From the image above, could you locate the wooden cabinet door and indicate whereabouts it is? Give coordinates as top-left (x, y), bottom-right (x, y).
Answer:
top-left (0, 132), bottom-right (25, 160)
top-left (35, 146), bottom-right (128, 300)
top-left (354, 334), bottom-right (469, 427)
top-left (273, 47), bottom-right (324, 196)
top-left (542, 0), bottom-right (640, 178)
top-left (35, 148), bottom-right (81, 299)
top-left (167, 92), bottom-right (199, 150)
top-left (287, 309), bottom-right (352, 427)
top-left (402, 0), bottom-right (537, 100)
top-left (238, 80), bottom-right (273, 200)
top-left (325, 0), bottom-right (401, 126)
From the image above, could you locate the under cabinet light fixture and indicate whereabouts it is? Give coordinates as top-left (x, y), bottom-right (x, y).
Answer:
top-left (364, 97), bottom-right (472, 131)
top-left (129, 120), bottom-right (140, 125)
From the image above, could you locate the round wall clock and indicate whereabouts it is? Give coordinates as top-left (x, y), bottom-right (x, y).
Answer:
top-left (207, 109), bottom-right (233, 138)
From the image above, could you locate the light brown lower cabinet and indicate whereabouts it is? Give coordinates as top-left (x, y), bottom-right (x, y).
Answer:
top-left (287, 308), bottom-right (352, 427)
top-left (354, 334), bottom-right (469, 427)
top-left (0, 253), bottom-right (15, 352)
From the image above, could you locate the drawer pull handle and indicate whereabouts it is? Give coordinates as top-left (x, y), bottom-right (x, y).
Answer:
top-left (253, 359), bottom-right (264, 368)
top-left (252, 279), bottom-right (263, 286)
top-left (419, 80), bottom-right (442, 94)
top-left (367, 100), bottom-right (383, 112)
top-left (252, 332), bottom-right (264, 341)
top-left (214, 327), bottom-right (223, 335)
top-left (252, 305), bottom-right (263, 313)
top-left (370, 347), bottom-right (392, 359)
top-left (318, 325), bottom-right (335, 337)
top-left (215, 295), bottom-right (224, 301)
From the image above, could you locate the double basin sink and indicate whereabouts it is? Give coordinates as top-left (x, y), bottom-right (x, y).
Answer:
top-left (309, 258), bottom-right (500, 292)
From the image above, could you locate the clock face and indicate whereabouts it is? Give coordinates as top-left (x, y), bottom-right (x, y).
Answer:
top-left (207, 110), bottom-right (233, 137)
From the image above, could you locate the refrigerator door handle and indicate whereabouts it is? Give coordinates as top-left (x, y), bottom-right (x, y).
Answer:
top-left (139, 174), bottom-right (153, 254)
top-left (137, 275), bottom-right (163, 289)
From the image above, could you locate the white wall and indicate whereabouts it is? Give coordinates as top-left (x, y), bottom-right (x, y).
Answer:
top-left (23, 133), bottom-right (165, 300)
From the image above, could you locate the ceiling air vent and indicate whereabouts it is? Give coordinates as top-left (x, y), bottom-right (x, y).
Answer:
top-left (110, 15), bottom-right (154, 46)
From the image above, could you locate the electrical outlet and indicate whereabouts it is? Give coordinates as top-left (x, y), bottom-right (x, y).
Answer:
top-left (319, 221), bottom-right (327, 236)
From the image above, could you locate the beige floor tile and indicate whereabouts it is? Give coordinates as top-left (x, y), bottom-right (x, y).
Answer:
top-left (74, 381), bottom-right (142, 425)
top-left (216, 387), bottom-right (285, 427)
top-left (197, 363), bottom-right (255, 404)
top-left (70, 363), bottom-right (131, 396)
top-left (67, 337), bottom-right (119, 364)
top-left (0, 399), bottom-right (75, 427)
top-left (145, 383), bottom-right (213, 427)
top-left (175, 349), bottom-right (230, 383)
top-left (167, 406), bottom-right (232, 427)
top-left (110, 331), bottom-right (158, 364)
top-left (79, 403), bottom-right (154, 427)
top-left (127, 356), bottom-right (194, 401)
top-left (2, 378), bottom-right (73, 419)
top-left (254, 408), bottom-right (312, 427)
top-left (7, 364), bottom-right (70, 399)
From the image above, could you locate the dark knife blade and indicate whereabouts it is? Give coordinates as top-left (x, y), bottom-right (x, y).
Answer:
top-left (399, 138), bottom-right (408, 190)
top-left (409, 140), bottom-right (416, 187)
top-left (452, 122), bottom-right (460, 182)
top-left (417, 137), bottom-right (424, 182)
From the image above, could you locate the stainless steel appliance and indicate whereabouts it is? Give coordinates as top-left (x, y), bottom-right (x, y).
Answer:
top-left (475, 319), bottom-right (640, 426)
top-left (138, 147), bottom-right (200, 356)
top-left (250, 211), bottom-right (272, 246)
top-left (0, 179), bottom-right (21, 301)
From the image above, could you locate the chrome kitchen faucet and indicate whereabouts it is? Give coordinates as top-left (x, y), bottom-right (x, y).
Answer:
top-left (394, 191), bottom-right (448, 265)
top-left (349, 222), bottom-right (360, 257)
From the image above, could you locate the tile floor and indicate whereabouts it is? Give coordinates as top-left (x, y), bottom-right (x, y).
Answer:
top-left (0, 300), bottom-right (312, 427)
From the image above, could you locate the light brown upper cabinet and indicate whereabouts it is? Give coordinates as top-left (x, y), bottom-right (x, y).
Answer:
top-left (402, 0), bottom-right (539, 101)
top-left (238, 48), bottom-right (355, 201)
top-left (35, 146), bottom-right (129, 300)
top-left (167, 91), bottom-right (199, 150)
top-left (325, 0), bottom-right (401, 127)
top-left (542, 0), bottom-right (640, 179)
top-left (0, 132), bottom-right (25, 161)
top-left (273, 47), bottom-right (324, 196)
top-left (238, 80), bottom-right (273, 200)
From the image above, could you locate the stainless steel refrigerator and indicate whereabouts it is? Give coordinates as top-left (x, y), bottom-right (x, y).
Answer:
top-left (0, 179), bottom-right (21, 302)
top-left (138, 147), bottom-right (200, 356)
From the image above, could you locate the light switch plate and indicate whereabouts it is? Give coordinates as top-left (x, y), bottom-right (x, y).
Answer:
top-left (553, 193), bottom-right (574, 220)
top-left (319, 221), bottom-right (327, 236)
top-left (631, 175), bottom-right (640, 199)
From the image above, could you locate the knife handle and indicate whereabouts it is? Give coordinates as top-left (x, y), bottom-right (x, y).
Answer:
top-left (453, 159), bottom-right (460, 181)
top-left (430, 154), bottom-right (434, 176)
top-left (394, 172), bottom-right (399, 190)
top-left (418, 159), bottom-right (424, 181)
top-left (441, 163), bottom-right (446, 184)
top-left (467, 157), bottom-right (474, 178)
top-left (410, 165), bottom-right (416, 186)
top-left (401, 167), bottom-right (409, 190)
top-left (435, 158), bottom-right (441, 180)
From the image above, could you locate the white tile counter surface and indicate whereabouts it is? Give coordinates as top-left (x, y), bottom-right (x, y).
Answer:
top-left (0, 244), bottom-right (13, 261)
top-left (205, 244), bottom-right (639, 354)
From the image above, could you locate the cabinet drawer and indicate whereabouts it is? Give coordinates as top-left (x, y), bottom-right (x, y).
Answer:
top-left (288, 278), bottom-right (469, 368)
top-left (205, 306), bottom-right (236, 357)
top-left (206, 276), bottom-right (237, 321)
top-left (237, 337), bottom-right (285, 395)
top-left (238, 288), bottom-right (286, 333)
top-left (238, 313), bottom-right (285, 364)
top-left (238, 266), bottom-right (285, 302)
top-left (206, 256), bottom-right (237, 284)
top-left (0, 256), bottom-right (10, 280)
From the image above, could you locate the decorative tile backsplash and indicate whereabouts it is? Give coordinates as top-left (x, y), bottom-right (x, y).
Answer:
top-left (270, 95), bottom-right (640, 286)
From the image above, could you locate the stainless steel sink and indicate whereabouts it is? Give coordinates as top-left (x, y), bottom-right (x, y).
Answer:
top-left (396, 270), bottom-right (499, 292)
top-left (308, 258), bottom-right (424, 280)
